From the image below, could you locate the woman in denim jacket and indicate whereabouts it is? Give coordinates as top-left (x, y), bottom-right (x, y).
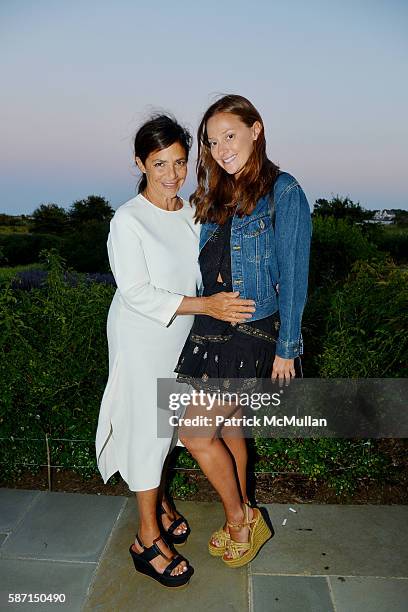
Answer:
top-left (176, 95), bottom-right (312, 567)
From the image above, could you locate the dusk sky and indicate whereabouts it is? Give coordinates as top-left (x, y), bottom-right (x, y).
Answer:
top-left (1, 0), bottom-right (407, 214)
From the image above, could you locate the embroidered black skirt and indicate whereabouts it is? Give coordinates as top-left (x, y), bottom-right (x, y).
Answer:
top-left (175, 311), bottom-right (303, 392)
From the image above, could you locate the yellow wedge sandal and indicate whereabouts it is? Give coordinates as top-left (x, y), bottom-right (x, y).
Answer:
top-left (222, 503), bottom-right (272, 568)
top-left (209, 501), bottom-right (256, 557)
top-left (208, 525), bottom-right (230, 557)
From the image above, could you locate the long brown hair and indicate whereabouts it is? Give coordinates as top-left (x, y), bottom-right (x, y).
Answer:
top-left (191, 95), bottom-right (280, 224)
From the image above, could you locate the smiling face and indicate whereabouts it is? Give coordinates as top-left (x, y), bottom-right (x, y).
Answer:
top-left (206, 112), bottom-right (262, 178)
top-left (136, 141), bottom-right (188, 200)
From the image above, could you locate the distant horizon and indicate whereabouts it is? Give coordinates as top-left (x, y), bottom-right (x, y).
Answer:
top-left (1, 1), bottom-right (407, 214)
top-left (1, 178), bottom-right (407, 217)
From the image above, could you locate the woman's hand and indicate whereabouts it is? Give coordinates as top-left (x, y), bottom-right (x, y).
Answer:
top-left (204, 291), bottom-right (255, 324)
top-left (271, 355), bottom-right (296, 386)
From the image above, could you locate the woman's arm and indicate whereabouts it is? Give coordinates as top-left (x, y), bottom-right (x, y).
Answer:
top-left (108, 211), bottom-right (255, 327)
top-left (271, 181), bottom-right (311, 381)
top-left (274, 182), bottom-right (312, 360)
top-left (176, 292), bottom-right (255, 324)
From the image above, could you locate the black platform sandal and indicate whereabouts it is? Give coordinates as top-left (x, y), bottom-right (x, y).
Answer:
top-left (159, 504), bottom-right (191, 546)
top-left (129, 534), bottom-right (194, 588)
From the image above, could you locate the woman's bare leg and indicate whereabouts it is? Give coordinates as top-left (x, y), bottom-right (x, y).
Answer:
top-left (221, 437), bottom-right (248, 501)
top-left (221, 407), bottom-right (249, 504)
top-left (179, 401), bottom-right (254, 558)
top-left (209, 409), bottom-right (249, 548)
top-left (159, 453), bottom-right (187, 536)
top-left (131, 488), bottom-right (187, 575)
top-left (160, 498), bottom-right (188, 536)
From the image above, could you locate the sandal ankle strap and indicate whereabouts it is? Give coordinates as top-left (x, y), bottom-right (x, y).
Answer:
top-left (135, 533), bottom-right (172, 561)
top-left (135, 533), bottom-right (145, 549)
top-left (227, 518), bottom-right (255, 529)
top-left (227, 503), bottom-right (255, 530)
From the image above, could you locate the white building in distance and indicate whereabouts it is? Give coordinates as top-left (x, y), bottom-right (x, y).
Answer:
top-left (368, 210), bottom-right (396, 225)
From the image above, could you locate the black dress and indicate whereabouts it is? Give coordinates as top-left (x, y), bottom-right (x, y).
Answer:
top-left (175, 216), bottom-right (300, 392)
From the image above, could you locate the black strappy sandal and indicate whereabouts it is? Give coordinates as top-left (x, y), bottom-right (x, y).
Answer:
top-left (129, 533), bottom-right (194, 588)
top-left (159, 504), bottom-right (191, 546)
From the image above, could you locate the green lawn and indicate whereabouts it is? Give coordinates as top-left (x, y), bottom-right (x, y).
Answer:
top-left (0, 225), bottom-right (30, 234)
top-left (381, 224), bottom-right (408, 235)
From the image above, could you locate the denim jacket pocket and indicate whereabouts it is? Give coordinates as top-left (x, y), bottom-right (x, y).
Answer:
top-left (241, 214), bottom-right (272, 263)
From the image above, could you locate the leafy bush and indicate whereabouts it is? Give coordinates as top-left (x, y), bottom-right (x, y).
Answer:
top-left (368, 227), bottom-right (408, 263)
top-left (0, 224), bottom-right (111, 273)
top-left (253, 438), bottom-right (392, 495)
top-left (1, 251), bottom-right (405, 496)
top-left (61, 220), bottom-right (111, 272)
top-left (309, 217), bottom-right (383, 290)
top-left (0, 250), bottom-right (114, 479)
top-left (11, 195), bottom-right (114, 273)
top-left (169, 472), bottom-right (198, 499)
top-left (0, 233), bottom-right (65, 266)
top-left (318, 259), bottom-right (408, 377)
top-left (303, 217), bottom-right (386, 375)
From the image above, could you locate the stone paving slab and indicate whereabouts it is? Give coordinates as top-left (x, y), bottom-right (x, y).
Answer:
top-left (0, 489), bottom-right (40, 532)
top-left (0, 558), bottom-right (96, 611)
top-left (1, 491), bottom-right (126, 563)
top-left (251, 575), bottom-right (334, 612)
top-left (250, 503), bottom-right (408, 577)
top-left (328, 576), bottom-right (408, 612)
top-left (2, 491), bottom-right (407, 612)
top-left (84, 500), bottom-right (247, 611)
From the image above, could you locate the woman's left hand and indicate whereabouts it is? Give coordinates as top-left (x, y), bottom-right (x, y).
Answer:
top-left (271, 355), bottom-right (296, 386)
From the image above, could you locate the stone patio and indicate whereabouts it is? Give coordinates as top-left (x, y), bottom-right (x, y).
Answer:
top-left (0, 488), bottom-right (407, 611)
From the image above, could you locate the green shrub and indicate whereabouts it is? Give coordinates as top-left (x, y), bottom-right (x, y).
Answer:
top-left (253, 438), bottom-right (391, 495)
top-left (309, 217), bottom-right (383, 290)
top-left (0, 250), bottom-right (114, 479)
top-left (175, 449), bottom-right (199, 469)
top-left (318, 259), bottom-right (408, 377)
top-left (1, 250), bottom-right (405, 496)
top-left (0, 234), bottom-right (65, 266)
top-left (303, 217), bottom-right (387, 375)
top-left (169, 471), bottom-right (198, 499)
top-left (368, 227), bottom-right (408, 263)
top-left (61, 221), bottom-right (110, 273)
top-left (0, 224), bottom-right (110, 273)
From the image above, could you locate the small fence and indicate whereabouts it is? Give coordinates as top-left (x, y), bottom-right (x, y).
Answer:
top-left (0, 434), bottom-right (376, 493)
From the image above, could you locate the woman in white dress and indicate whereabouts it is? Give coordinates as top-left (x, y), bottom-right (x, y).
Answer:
top-left (95, 114), bottom-right (256, 587)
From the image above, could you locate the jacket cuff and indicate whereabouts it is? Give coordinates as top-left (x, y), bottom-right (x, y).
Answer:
top-left (275, 334), bottom-right (303, 359)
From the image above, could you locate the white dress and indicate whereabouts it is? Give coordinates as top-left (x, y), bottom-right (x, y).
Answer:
top-left (95, 193), bottom-right (201, 491)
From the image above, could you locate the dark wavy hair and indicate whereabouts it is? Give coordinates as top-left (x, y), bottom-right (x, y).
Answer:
top-left (191, 95), bottom-right (280, 224)
top-left (134, 114), bottom-right (192, 193)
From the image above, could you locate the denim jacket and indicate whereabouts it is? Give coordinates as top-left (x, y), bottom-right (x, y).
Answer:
top-left (198, 172), bottom-right (312, 359)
